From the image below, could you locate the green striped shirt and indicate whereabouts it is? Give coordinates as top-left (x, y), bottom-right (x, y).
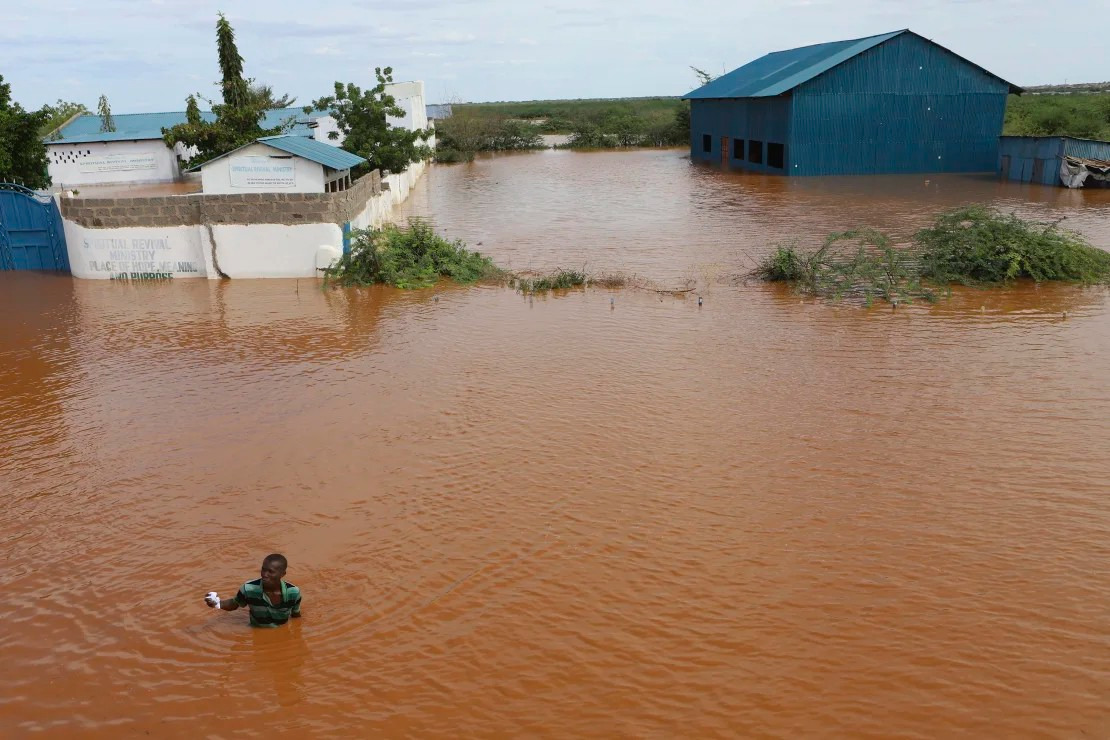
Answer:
top-left (234, 579), bottom-right (302, 628)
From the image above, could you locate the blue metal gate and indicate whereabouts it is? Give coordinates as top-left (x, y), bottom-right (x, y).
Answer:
top-left (0, 183), bottom-right (70, 272)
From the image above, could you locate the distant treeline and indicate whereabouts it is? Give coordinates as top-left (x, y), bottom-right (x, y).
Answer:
top-left (1003, 93), bottom-right (1110, 140)
top-left (433, 91), bottom-right (1110, 162)
top-left (434, 97), bottom-right (688, 160)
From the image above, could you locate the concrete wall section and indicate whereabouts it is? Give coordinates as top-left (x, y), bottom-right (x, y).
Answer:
top-left (386, 81), bottom-right (429, 132)
top-left (60, 159), bottom-right (426, 280)
top-left (200, 143), bottom-right (326, 194)
top-left (63, 220), bottom-right (345, 280)
top-left (210, 223), bottom-right (343, 278)
top-left (48, 139), bottom-right (181, 189)
top-left (64, 221), bottom-right (208, 280)
top-left (382, 160), bottom-right (427, 209)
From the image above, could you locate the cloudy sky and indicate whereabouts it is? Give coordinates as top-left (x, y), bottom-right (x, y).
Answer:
top-left (4, 0), bottom-right (1107, 113)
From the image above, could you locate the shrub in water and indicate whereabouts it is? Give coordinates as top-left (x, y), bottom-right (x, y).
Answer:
top-left (752, 206), bottom-right (1110, 304)
top-left (325, 219), bottom-right (504, 289)
top-left (916, 205), bottom-right (1110, 285)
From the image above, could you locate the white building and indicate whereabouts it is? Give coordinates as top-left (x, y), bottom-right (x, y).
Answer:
top-left (44, 80), bottom-right (431, 191)
top-left (45, 109), bottom-right (321, 190)
top-left (195, 135), bottom-right (366, 194)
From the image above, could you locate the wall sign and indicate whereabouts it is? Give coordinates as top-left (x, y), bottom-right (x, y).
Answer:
top-left (78, 152), bottom-right (159, 174)
top-left (229, 156), bottom-right (296, 189)
top-left (81, 234), bottom-right (201, 280)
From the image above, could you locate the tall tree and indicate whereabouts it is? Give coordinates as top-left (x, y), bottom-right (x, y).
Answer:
top-left (307, 66), bottom-right (431, 174)
top-left (0, 75), bottom-right (51, 188)
top-left (216, 13), bottom-right (249, 109)
top-left (163, 14), bottom-right (287, 165)
top-left (185, 94), bottom-right (202, 125)
top-left (97, 94), bottom-right (115, 133)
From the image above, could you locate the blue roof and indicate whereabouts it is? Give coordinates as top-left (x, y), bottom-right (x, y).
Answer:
top-left (191, 135), bottom-right (366, 172)
top-left (254, 135), bottom-right (366, 170)
top-left (684, 30), bottom-right (1020, 99)
top-left (47, 107), bottom-right (319, 144)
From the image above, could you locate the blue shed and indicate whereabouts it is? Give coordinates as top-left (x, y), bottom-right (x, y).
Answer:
top-left (998, 135), bottom-right (1110, 187)
top-left (684, 30), bottom-right (1021, 176)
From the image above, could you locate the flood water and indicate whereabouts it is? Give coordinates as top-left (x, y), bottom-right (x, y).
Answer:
top-left (3, 149), bottom-right (1110, 737)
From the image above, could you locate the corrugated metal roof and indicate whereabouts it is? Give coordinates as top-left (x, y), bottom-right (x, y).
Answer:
top-left (684, 30), bottom-right (1020, 99)
top-left (189, 135), bottom-right (365, 172)
top-left (254, 135), bottom-right (366, 170)
top-left (47, 108), bottom-right (318, 144)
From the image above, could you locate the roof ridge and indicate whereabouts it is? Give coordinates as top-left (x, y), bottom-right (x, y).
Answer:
top-left (768, 29), bottom-right (906, 56)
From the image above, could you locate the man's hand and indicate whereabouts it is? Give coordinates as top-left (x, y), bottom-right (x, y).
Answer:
top-left (205, 591), bottom-right (221, 609)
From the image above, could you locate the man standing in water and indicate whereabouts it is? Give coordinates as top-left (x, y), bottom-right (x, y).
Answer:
top-left (205, 554), bottom-right (302, 627)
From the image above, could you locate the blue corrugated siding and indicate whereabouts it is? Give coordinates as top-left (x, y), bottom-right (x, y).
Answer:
top-left (998, 136), bottom-right (1110, 186)
top-left (997, 136), bottom-right (1062, 185)
top-left (689, 98), bottom-right (791, 173)
top-left (1062, 137), bottom-right (1110, 161)
top-left (788, 33), bottom-right (1009, 175)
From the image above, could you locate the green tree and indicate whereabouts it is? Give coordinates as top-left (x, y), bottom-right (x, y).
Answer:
top-left (308, 67), bottom-right (432, 174)
top-left (162, 14), bottom-right (287, 165)
top-left (216, 12), bottom-right (248, 109)
top-left (97, 94), bottom-right (115, 133)
top-left (247, 83), bottom-right (296, 109)
top-left (690, 66), bottom-right (717, 86)
top-left (39, 99), bottom-right (89, 139)
top-left (0, 75), bottom-right (51, 188)
top-left (185, 94), bottom-right (202, 125)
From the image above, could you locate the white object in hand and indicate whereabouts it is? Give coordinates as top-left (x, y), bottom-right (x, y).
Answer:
top-left (205, 591), bottom-right (221, 609)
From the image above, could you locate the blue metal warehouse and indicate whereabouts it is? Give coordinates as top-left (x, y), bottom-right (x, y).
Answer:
top-left (685, 29), bottom-right (1021, 176)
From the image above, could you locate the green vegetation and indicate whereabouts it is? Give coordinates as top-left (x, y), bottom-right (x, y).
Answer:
top-left (307, 67), bottom-right (432, 175)
top-left (162, 13), bottom-right (290, 166)
top-left (754, 229), bottom-right (934, 305)
top-left (1003, 93), bottom-right (1110, 140)
top-left (916, 205), bottom-right (1110, 285)
top-left (39, 99), bottom-right (89, 139)
top-left (511, 270), bottom-right (629, 292)
top-left (0, 75), bottom-right (50, 188)
top-left (511, 270), bottom-right (587, 292)
top-left (434, 112), bottom-right (544, 162)
top-left (325, 222), bottom-right (631, 294)
top-left (325, 220), bottom-right (504, 289)
top-left (754, 206), bottom-right (1110, 304)
top-left (97, 94), bottom-right (115, 133)
top-left (443, 97), bottom-right (688, 150)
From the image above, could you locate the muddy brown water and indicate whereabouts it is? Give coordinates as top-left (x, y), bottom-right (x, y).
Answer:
top-left (2, 149), bottom-right (1109, 737)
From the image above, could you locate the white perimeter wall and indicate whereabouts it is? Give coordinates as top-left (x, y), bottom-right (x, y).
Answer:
top-left (200, 143), bottom-right (325, 194)
top-left (61, 144), bottom-right (429, 280)
top-left (47, 140), bottom-right (180, 189)
top-left (385, 81), bottom-right (428, 132)
top-left (63, 218), bottom-right (343, 280)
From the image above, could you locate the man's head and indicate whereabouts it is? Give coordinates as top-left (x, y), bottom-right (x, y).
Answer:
top-left (260, 554), bottom-right (288, 588)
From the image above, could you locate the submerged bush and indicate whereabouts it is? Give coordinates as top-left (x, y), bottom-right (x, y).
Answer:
top-left (752, 206), bottom-right (1110, 305)
top-left (753, 244), bottom-right (806, 282)
top-left (509, 270), bottom-right (630, 293)
top-left (754, 230), bottom-right (928, 304)
top-left (916, 205), bottom-right (1110, 285)
top-left (512, 270), bottom-right (587, 293)
top-left (324, 219), bottom-right (504, 289)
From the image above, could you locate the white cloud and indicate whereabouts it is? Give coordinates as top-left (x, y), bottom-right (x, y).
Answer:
top-left (4, 0), bottom-right (1107, 108)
